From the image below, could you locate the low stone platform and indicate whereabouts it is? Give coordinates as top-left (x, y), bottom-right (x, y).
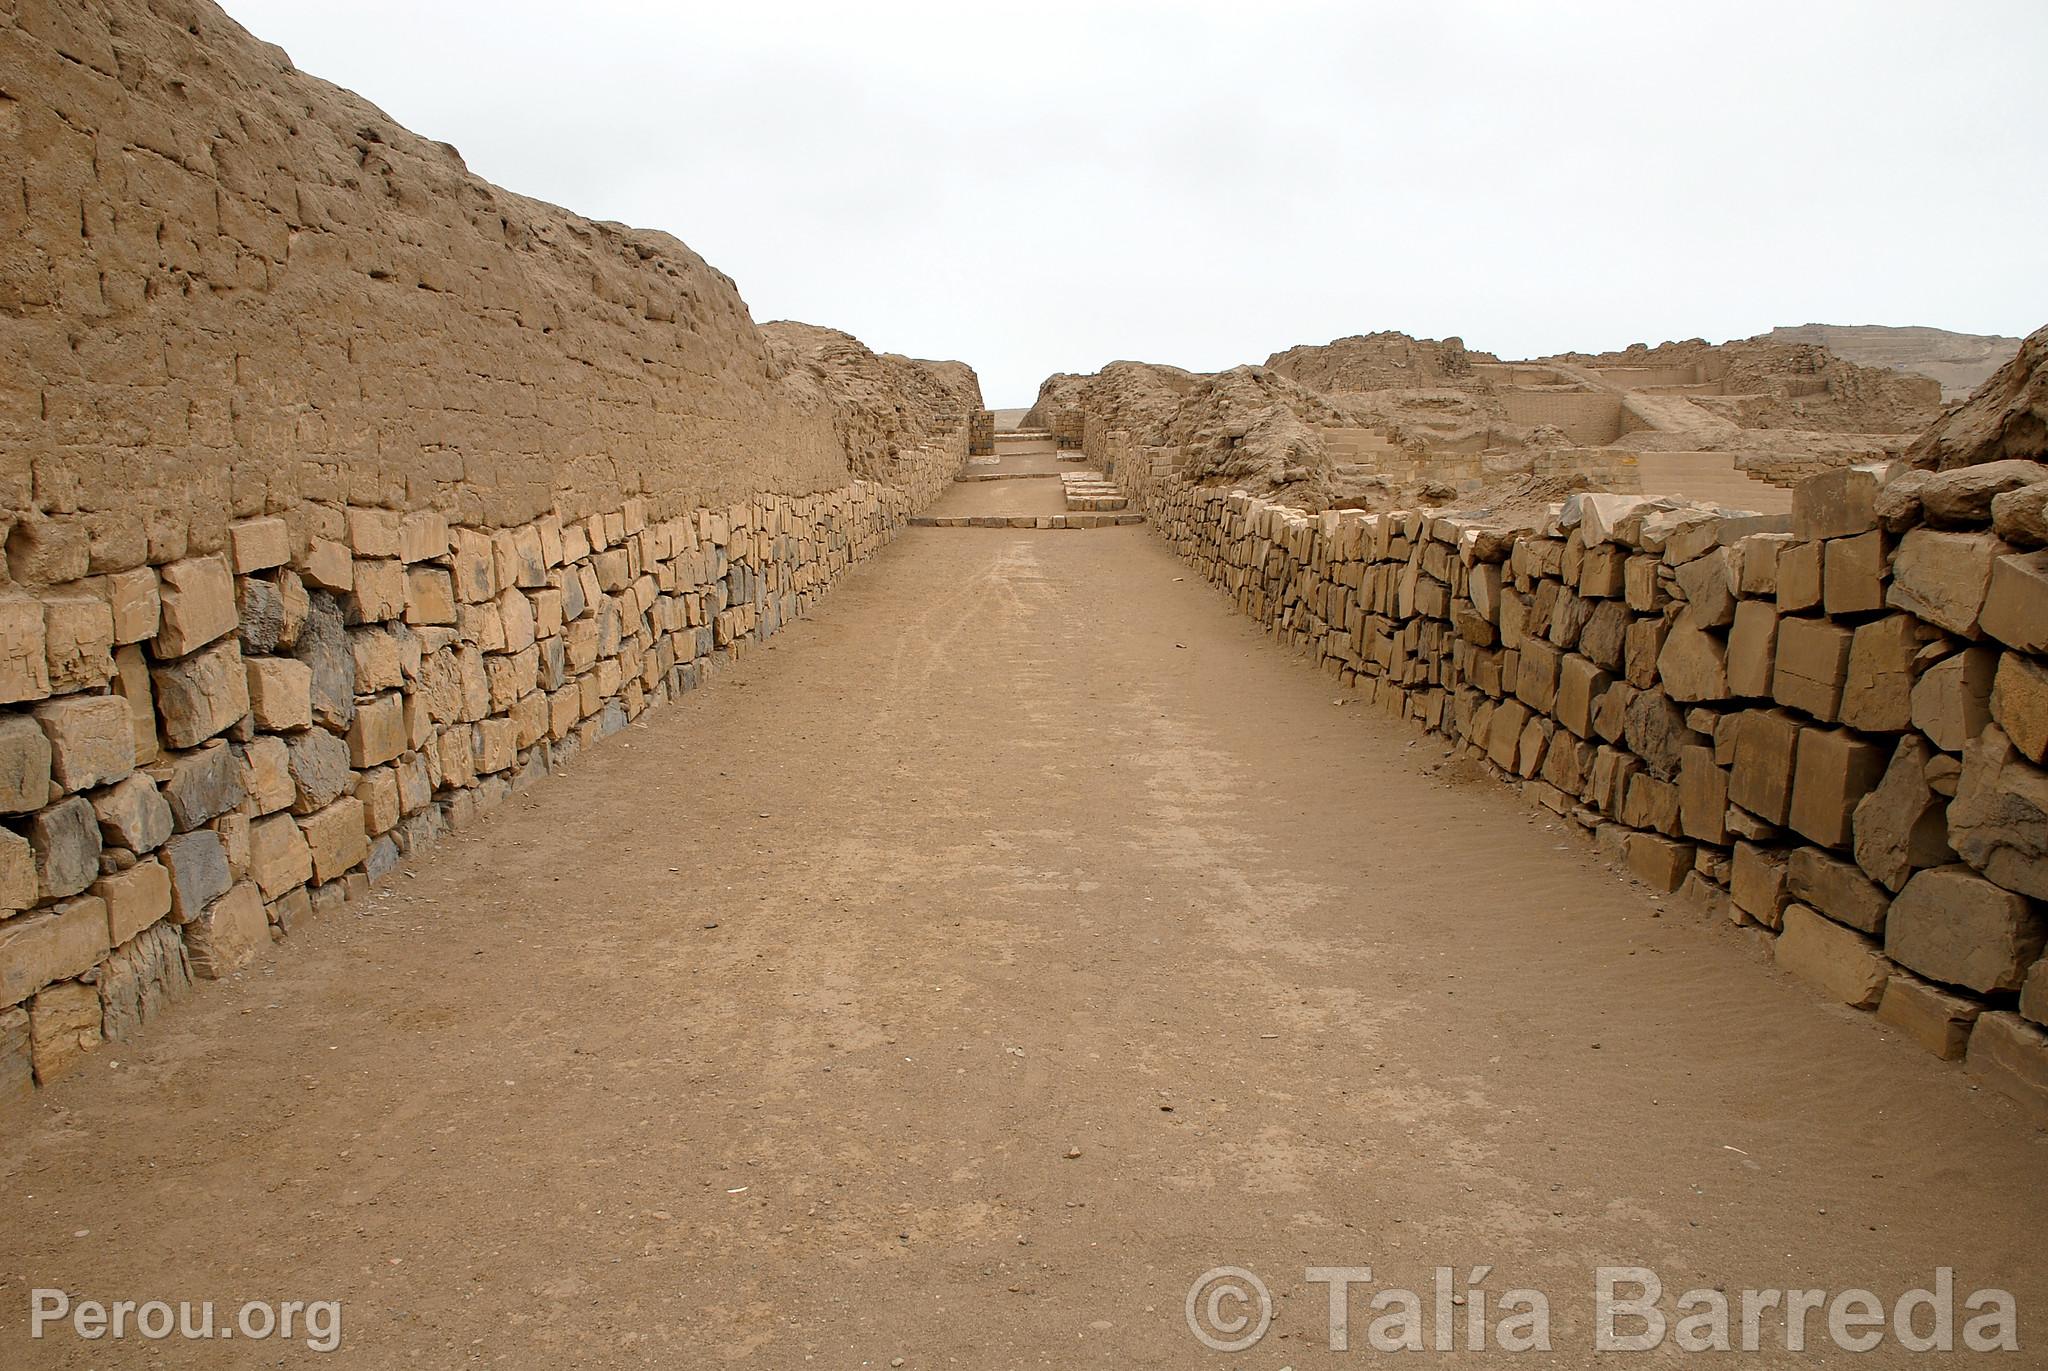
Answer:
top-left (909, 513), bottom-right (1145, 529)
top-left (1061, 470), bottom-right (1131, 512)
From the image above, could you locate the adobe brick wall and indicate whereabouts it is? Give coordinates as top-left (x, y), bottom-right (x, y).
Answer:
top-left (0, 0), bottom-right (968, 1099)
top-left (1092, 416), bottom-right (2048, 1119)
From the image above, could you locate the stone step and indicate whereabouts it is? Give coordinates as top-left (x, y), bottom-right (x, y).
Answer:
top-left (1633, 451), bottom-right (1793, 514)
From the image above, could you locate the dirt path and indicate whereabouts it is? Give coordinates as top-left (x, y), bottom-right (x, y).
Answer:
top-left (2, 520), bottom-right (2043, 1367)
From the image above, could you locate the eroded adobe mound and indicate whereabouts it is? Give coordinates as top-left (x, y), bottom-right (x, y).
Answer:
top-left (1908, 324), bottom-right (2048, 471)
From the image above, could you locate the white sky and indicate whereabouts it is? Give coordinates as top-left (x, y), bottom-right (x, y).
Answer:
top-left (220, 0), bottom-right (2048, 406)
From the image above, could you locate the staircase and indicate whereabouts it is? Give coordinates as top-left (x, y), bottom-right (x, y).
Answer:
top-left (1318, 425), bottom-right (1401, 484)
top-left (1633, 452), bottom-right (1793, 513)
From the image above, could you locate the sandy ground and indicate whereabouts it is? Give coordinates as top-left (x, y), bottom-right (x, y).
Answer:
top-left (924, 479), bottom-right (1072, 518)
top-left (1, 507), bottom-right (2044, 1368)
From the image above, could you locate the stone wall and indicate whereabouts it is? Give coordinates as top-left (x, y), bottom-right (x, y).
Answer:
top-left (1095, 417), bottom-right (2048, 1118)
top-left (0, 0), bottom-right (971, 1100)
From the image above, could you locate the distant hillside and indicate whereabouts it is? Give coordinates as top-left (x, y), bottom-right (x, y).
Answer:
top-left (1759, 324), bottom-right (2022, 400)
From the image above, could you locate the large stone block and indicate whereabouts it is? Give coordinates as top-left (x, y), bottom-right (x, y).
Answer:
top-left (299, 796), bottom-right (369, 883)
top-left (1776, 540), bottom-right (1823, 613)
top-left (1673, 549), bottom-right (1736, 627)
top-left (0, 594), bottom-right (52, 704)
top-left (1851, 734), bottom-right (1953, 891)
top-left (1554, 654), bottom-right (1612, 738)
top-left (1877, 972), bottom-right (1983, 1060)
top-left (244, 656), bottom-right (314, 732)
top-left (0, 829), bottom-right (37, 914)
top-left (236, 571), bottom-right (306, 655)
top-left (34, 694), bottom-right (135, 792)
top-left (1979, 548), bottom-right (2048, 654)
top-left (1964, 1012), bottom-right (2048, 1121)
top-left (286, 728), bottom-right (353, 815)
top-left (29, 978), bottom-right (101, 1082)
top-left (1886, 864), bottom-right (2044, 993)
top-left (1623, 687), bottom-right (1695, 780)
top-left (1991, 651), bottom-right (2048, 764)
top-left (1919, 459), bottom-right (2048, 526)
top-left (1946, 725), bottom-right (2048, 900)
top-left (43, 590), bottom-right (115, 691)
top-left (160, 829), bottom-right (231, 922)
top-left (348, 692), bottom-right (406, 768)
top-left (1993, 483), bottom-right (2048, 548)
top-left (229, 517), bottom-right (291, 574)
top-left (1725, 600), bottom-right (1778, 698)
top-left (1515, 637), bottom-right (1560, 713)
top-left (300, 538), bottom-right (353, 593)
top-left (1886, 529), bottom-right (2005, 637)
top-left (0, 713), bottom-right (53, 815)
top-left (348, 558), bottom-right (405, 624)
top-left (1772, 615), bottom-right (1852, 722)
top-left (1728, 708), bottom-right (1801, 824)
top-left (154, 739), bottom-right (246, 831)
top-left (98, 920), bottom-right (190, 1043)
top-left (348, 507), bottom-right (402, 558)
top-left (247, 813), bottom-right (313, 900)
top-left (1657, 615), bottom-right (1729, 702)
top-left (290, 593), bottom-right (355, 731)
top-left (96, 858), bottom-right (172, 945)
top-left (30, 796), bottom-right (102, 900)
top-left (1838, 614), bottom-right (1924, 733)
top-left (1677, 745), bottom-right (1728, 845)
top-left (111, 644), bottom-right (158, 765)
top-left (1788, 727), bottom-right (1886, 849)
top-left (1910, 646), bottom-right (1997, 752)
top-left (1625, 832), bottom-right (1692, 892)
top-left (153, 555), bottom-right (238, 658)
top-left (1776, 903), bottom-right (1889, 1008)
top-left (1792, 466), bottom-right (1881, 542)
top-left (239, 734), bottom-right (294, 815)
top-left (399, 511), bottom-right (450, 563)
top-left (1821, 530), bottom-right (1886, 616)
top-left (356, 766), bottom-right (400, 835)
top-left (0, 896), bottom-right (110, 1004)
top-left (104, 567), bottom-right (160, 645)
top-left (89, 773), bottom-right (172, 853)
top-left (1622, 615), bottom-right (1667, 688)
top-left (183, 880), bottom-right (269, 979)
top-left (152, 639), bottom-right (250, 748)
top-left (1730, 842), bottom-right (1790, 928)
top-left (451, 528), bottom-right (498, 602)
top-left (1786, 846), bottom-right (1890, 935)
top-left (404, 567), bottom-right (458, 626)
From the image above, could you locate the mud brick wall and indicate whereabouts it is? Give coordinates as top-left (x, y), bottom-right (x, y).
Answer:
top-left (968, 411), bottom-right (996, 457)
top-left (1052, 410), bottom-right (1085, 451)
top-left (1096, 420), bottom-right (2048, 1118)
top-left (0, 0), bottom-right (969, 1101)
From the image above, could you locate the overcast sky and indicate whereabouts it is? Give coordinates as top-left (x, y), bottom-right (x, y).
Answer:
top-left (221, 0), bottom-right (2046, 406)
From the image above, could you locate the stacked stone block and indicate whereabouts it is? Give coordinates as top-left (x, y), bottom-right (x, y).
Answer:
top-left (1097, 419), bottom-right (2048, 1118)
top-left (0, 436), bottom-right (960, 1101)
